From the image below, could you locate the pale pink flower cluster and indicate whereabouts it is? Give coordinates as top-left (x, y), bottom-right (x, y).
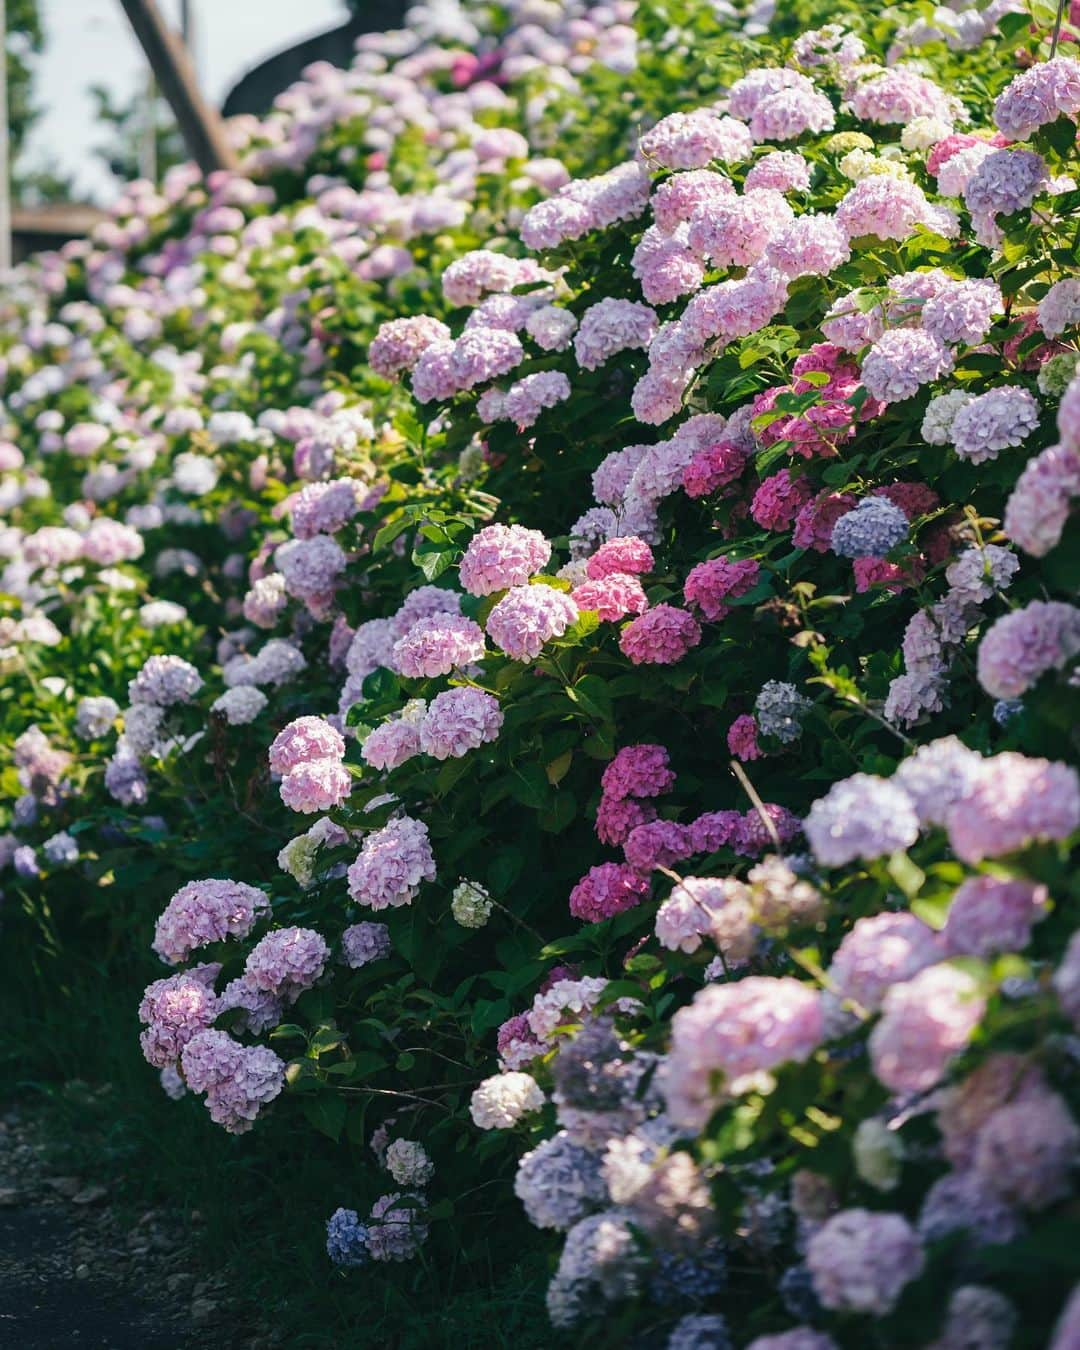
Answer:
top-left (418, 687), bottom-right (503, 760)
top-left (870, 963), bottom-right (986, 1093)
top-left (976, 600), bottom-right (1080, 698)
top-left (574, 298), bottom-right (657, 371)
top-left (346, 815), bottom-right (436, 909)
top-left (1005, 443), bottom-right (1080, 557)
top-left (243, 926), bottom-right (330, 1001)
top-left (568, 862), bottom-right (650, 923)
top-left (806, 1209), bottom-right (924, 1314)
top-left (393, 612), bottom-right (485, 677)
top-left (520, 160), bottom-right (650, 250)
top-left (994, 56), bottom-right (1080, 141)
top-left (503, 371), bottom-right (571, 428)
top-left (153, 878), bottom-right (270, 965)
top-left (827, 912), bottom-right (942, 1012)
top-left (663, 977), bottom-right (822, 1127)
top-left (459, 523), bottom-right (552, 595)
top-left (486, 584), bottom-right (579, 661)
top-left (138, 968), bottom-right (220, 1067)
top-left (639, 110), bottom-right (753, 169)
top-left (180, 1028), bottom-right (285, 1134)
top-left (368, 315), bottom-right (451, 377)
top-left (270, 715), bottom-right (351, 814)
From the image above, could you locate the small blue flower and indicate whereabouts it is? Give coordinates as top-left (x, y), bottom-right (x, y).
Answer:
top-left (326, 1207), bottom-right (370, 1267)
top-left (831, 497), bottom-right (908, 559)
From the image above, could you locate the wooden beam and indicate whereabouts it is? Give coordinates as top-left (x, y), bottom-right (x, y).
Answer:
top-left (117, 0), bottom-right (237, 177)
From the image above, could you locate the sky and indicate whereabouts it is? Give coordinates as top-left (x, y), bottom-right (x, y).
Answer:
top-left (22, 0), bottom-right (346, 202)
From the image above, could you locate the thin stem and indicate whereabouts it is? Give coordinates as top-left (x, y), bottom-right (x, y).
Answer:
top-left (1051, 0), bottom-right (1068, 58)
top-left (730, 759), bottom-right (783, 853)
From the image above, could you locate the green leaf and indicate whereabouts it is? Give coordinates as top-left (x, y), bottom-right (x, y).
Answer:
top-left (886, 851), bottom-right (926, 900)
top-left (302, 1093), bottom-right (347, 1142)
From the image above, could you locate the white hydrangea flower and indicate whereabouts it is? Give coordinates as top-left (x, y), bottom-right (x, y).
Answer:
top-left (451, 880), bottom-right (493, 928)
top-left (470, 1072), bottom-right (545, 1129)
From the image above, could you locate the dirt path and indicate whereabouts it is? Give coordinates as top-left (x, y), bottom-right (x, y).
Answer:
top-left (0, 1106), bottom-right (240, 1349)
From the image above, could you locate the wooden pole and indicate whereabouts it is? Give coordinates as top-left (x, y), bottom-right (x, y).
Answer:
top-left (117, 0), bottom-right (237, 176)
top-left (0, 0), bottom-right (11, 271)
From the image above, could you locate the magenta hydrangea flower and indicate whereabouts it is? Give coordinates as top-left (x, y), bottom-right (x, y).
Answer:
top-left (138, 969), bottom-right (220, 1067)
top-left (946, 752), bottom-right (1080, 863)
top-left (750, 469), bottom-right (817, 531)
top-left (394, 613), bottom-right (486, 678)
top-left (153, 878), bottom-right (270, 966)
top-left (601, 744), bottom-right (676, 800)
top-left (418, 687), bottom-right (503, 760)
top-left (586, 536), bottom-right (655, 580)
top-left (870, 963), bottom-right (986, 1094)
top-left (734, 804), bottom-right (801, 857)
top-left (569, 862), bottom-right (650, 923)
top-left (572, 574), bottom-right (649, 622)
top-left (806, 1209), bottom-right (924, 1315)
top-left (346, 816), bottom-right (436, 910)
top-left (458, 524), bottom-right (552, 596)
top-left (683, 556), bottom-right (759, 621)
top-left (682, 441), bottom-right (747, 498)
top-left (243, 926), bottom-right (330, 1002)
top-left (942, 876), bottom-right (1049, 959)
top-left (727, 714), bottom-right (761, 762)
top-left (976, 600), bottom-right (1080, 698)
top-left (793, 492), bottom-right (856, 552)
top-left (279, 758), bottom-right (352, 813)
top-left (827, 913), bottom-right (942, 1013)
top-left (486, 585), bottom-right (579, 661)
top-left (620, 604), bottom-right (701, 665)
top-left (269, 716), bottom-right (345, 776)
top-left (623, 820), bottom-right (693, 872)
top-left (663, 977), bottom-right (823, 1127)
top-left (595, 794), bottom-right (657, 846)
top-left (687, 807), bottom-right (742, 850)
top-left (861, 330), bottom-right (954, 403)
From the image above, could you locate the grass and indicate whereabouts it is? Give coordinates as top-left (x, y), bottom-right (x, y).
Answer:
top-left (1, 927), bottom-right (554, 1349)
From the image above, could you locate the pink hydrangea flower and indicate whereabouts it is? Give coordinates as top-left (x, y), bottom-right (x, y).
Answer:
top-left (180, 1029), bottom-right (284, 1134)
top-left (138, 969), bottom-right (219, 1067)
top-left (153, 879), bottom-right (269, 966)
top-left (572, 574), bottom-right (649, 622)
top-left (943, 876), bottom-right (1049, 958)
top-left (870, 963), bottom-right (986, 1093)
top-left (418, 687), bottom-right (503, 760)
top-left (827, 912), bottom-right (942, 1013)
top-left (640, 109), bottom-right (753, 169)
top-left (744, 151), bottom-right (811, 194)
top-left (836, 177), bottom-right (954, 242)
top-left (243, 926), bottom-right (329, 1001)
top-left (574, 298), bottom-right (658, 371)
top-left (806, 1209), bottom-right (924, 1315)
top-left (394, 613), bottom-right (486, 678)
top-left (861, 329), bottom-right (954, 403)
top-left (1004, 443), bottom-right (1080, 557)
top-left (347, 816), bottom-right (436, 909)
top-left (342, 921), bottom-right (392, 968)
top-left (361, 718), bottom-right (421, 771)
top-left (569, 861), bottom-right (650, 922)
top-left (586, 536), bottom-right (655, 580)
top-left (793, 492), bottom-right (857, 551)
top-left (973, 1091), bottom-right (1080, 1212)
top-left (269, 716), bottom-right (345, 776)
top-left (663, 977), bottom-right (823, 1126)
top-left (946, 752), bottom-right (1080, 863)
top-left (733, 804), bottom-right (801, 856)
top-left (683, 556), bottom-right (759, 621)
top-left (620, 604), bottom-right (701, 665)
top-left (368, 315), bottom-right (451, 378)
top-left (651, 170), bottom-right (735, 233)
top-left (459, 524), bottom-right (552, 596)
top-left (279, 758), bottom-right (352, 813)
top-left (486, 585), bottom-right (579, 661)
top-left (976, 600), bottom-right (1080, 698)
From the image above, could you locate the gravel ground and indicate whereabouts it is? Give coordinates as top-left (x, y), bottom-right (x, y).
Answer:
top-left (0, 1104), bottom-right (273, 1349)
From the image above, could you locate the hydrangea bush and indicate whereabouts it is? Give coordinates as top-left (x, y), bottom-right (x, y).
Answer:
top-left (2, 0), bottom-right (1080, 1344)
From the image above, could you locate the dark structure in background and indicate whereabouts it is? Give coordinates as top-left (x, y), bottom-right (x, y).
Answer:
top-left (222, 0), bottom-right (409, 118)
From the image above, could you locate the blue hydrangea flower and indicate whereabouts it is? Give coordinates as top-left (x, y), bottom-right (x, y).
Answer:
top-left (831, 497), bottom-right (908, 559)
top-left (326, 1207), bottom-right (370, 1267)
top-left (650, 1240), bottom-right (727, 1305)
